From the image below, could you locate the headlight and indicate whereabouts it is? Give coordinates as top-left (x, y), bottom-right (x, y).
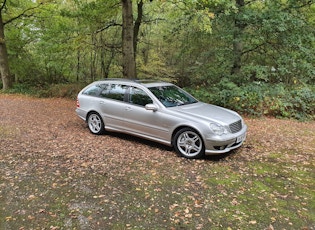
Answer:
top-left (210, 123), bottom-right (227, 136)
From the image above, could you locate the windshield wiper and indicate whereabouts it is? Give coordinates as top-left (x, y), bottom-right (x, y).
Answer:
top-left (178, 101), bottom-right (197, 106)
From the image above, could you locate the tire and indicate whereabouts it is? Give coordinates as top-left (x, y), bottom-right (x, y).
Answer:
top-left (173, 128), bottom-right (205, 159)
top-left (87, 112), bottom-right (105, 135)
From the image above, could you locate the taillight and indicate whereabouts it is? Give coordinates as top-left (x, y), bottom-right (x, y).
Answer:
top-left (76, 98), bottom-right (80, 108)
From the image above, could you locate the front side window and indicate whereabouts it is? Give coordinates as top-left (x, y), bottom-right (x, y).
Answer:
top-left (129, 87), bottom-right (153, 106)
top-left (149, 85), bottom-right (198, 107)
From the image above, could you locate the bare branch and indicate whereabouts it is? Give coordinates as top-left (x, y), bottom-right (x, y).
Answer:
top-left (0, 0), bottom-right (7, 12)
top-left (3, 3), bottom-right (43, 25)
top-left (292, 0), bottom-right (315, 9)
top-left (242, 42), bottom-right (266, 55)
top-left (92, 21), bottom-right (122, 35)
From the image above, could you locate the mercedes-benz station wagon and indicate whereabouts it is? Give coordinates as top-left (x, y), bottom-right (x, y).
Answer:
top-left (76, 79), bottom-right (247, 159)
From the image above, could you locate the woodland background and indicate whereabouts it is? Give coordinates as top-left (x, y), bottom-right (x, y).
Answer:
top-left (0, 0), bottom-right (314, 119)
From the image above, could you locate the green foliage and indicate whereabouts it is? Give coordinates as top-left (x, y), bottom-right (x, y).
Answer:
top-left (201, 0), bottom-right (315, 85)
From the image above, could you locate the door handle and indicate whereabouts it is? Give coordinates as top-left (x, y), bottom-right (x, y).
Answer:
top-left (99, 101), bottom-right (105, 104)
top-left (125, 106), bottom-right (132, 111)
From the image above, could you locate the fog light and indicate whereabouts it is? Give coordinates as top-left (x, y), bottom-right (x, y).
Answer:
top-left (214, 145), bottom-right (227, 150)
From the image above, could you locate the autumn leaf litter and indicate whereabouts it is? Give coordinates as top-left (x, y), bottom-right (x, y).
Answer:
top-left (0, 94), bottom-right (314, 229)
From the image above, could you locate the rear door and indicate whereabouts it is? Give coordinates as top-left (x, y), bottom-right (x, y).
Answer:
top-left (98, 83), bottom-right (128, 131)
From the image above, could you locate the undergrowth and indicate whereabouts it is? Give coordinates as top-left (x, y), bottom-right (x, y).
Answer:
top-left (0, 83), bottom-right (85, 100)
top-left (188, 82), bottom-right (315, 121)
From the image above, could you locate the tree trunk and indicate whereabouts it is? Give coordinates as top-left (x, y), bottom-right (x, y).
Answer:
top-left (0, 12), bottom-right (12, 90)
top-left (134, 0), bottom-right (143, 58)
top-left (231, 0), bottom-right (245, 75)
top-left (76, 50), bottom-right (80, 82)
top-left (90, 34), bottom-right (97, 81)
top-left (122, 0), bottom-right (136, 79)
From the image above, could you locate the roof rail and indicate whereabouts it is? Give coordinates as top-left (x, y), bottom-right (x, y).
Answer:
top-left (102, 78), bottom-right (166, 84)
top-left (102, 78), bottom-right (134, 81)
top-left (135, 79), bottom-right (165, 83)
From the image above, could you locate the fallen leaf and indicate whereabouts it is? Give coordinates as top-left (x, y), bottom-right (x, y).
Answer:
top-left (249, 220), bottom-right (257, 224)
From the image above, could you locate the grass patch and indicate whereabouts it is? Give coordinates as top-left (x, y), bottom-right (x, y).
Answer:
top-left (0, 125), bottom-right (19, 138)
top-left (1, 151), bottom-right (314, 229)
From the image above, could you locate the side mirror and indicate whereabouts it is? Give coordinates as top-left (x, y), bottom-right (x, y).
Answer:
top-left (145, 104), bottom-right (158, 112)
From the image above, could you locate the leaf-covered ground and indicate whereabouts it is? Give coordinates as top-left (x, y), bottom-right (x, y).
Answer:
top-left (0, 94), bottom-right (314, 230)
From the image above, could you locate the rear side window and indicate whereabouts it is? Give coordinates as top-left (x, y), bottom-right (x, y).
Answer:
top-left (100, 84), bottom-right (127, 101)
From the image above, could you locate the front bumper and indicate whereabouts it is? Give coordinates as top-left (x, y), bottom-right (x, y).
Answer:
top-left (204, 125), bottom-right (247, 155)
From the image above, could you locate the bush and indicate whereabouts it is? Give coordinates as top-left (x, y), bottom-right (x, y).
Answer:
top-left (283, 86), bottom-right (315, 120)
top-left (37, 83), bottom-right (86, 99)
top-left (1, 83), bottom-right (86, 99)
top-left (188, 82), bottom-right (315, 120)
top-left (2, 83), bottom-right (38, 95)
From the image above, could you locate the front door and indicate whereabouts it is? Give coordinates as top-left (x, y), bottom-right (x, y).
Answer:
top-left (122, 86), bottom-right (169, 140)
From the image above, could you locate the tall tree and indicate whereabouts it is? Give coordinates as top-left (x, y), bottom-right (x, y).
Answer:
top-left (0, 0), bottom-right (45, 90)
top-left (0, 0), bottom-right (12, 90)
top-left (231, 0), bottom-right (245, 75)
top-left (122, 0), bottom-right (136, 79)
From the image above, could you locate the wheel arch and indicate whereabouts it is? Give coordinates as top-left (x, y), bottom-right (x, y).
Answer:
top-left (171, 125), bottom-right (204, 147)
top-left (86, 110), bottom-right (102, 122)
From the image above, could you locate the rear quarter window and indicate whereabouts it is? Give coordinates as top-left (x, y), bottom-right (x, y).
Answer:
top-left (82, 85), bottom-right (103, 96)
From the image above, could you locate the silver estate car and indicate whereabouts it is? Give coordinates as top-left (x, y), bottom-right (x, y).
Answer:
top-left (76, 79), bottom-right (247, 159)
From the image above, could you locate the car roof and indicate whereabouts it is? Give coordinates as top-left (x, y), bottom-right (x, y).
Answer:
top-left (93, 78), bottom-right (173, 88)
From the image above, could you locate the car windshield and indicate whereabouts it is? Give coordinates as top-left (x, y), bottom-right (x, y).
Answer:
top-left (149, 85), bottom-right (198, 107)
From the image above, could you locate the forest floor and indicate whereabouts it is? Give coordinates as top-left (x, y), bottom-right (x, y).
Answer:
top-left (0, 94), bottom-right (314, 230)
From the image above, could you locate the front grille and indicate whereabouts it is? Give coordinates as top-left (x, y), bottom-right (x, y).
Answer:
top-left (229, 120), bottom-right (242, 133)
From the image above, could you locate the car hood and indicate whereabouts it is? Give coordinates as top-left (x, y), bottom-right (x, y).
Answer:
top-left (169, 102), bottom-right (241, 125)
